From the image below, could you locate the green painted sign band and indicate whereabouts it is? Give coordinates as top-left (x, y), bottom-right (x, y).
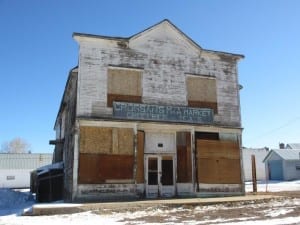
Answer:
top-left (113, 102), bottom-right (213, 124)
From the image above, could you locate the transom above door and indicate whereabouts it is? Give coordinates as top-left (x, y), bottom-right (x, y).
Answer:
top-left (144, 132), bottom-right (176, 154)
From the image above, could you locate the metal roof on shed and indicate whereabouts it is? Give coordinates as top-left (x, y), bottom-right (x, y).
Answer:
top-left (286, 143), bottom-right (300, 149)
top-left (263, 149), bottom-right (300, 162)
top-left (0, 153), bottom-right (52, 169)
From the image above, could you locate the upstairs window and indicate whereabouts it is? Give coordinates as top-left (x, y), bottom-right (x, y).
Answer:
top-left (186, 75), bottom-right (218, 113)
top-left (107, 67), bottom-right (142, 107)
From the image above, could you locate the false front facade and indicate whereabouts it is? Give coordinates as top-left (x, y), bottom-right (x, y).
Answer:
top-left (53, 20), bottom-right (245, 202)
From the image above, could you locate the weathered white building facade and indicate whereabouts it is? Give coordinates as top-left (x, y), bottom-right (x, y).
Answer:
top-left (53, 20), bottom-right (245, 202)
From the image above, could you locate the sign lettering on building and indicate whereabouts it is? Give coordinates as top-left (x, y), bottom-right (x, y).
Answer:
top-left (113, 102), bottom-right (213, 124)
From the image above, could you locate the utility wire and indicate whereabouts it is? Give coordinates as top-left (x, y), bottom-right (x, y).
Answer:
top-left (247, 116), bottom-right (300, 142)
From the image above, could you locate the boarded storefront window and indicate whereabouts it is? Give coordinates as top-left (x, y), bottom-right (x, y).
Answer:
top-left (107, 68), bottom-right (142, 107)
top-left (197, 140), bottom-right (241, 184)
top-left (187, 75), bottom-right (218, 113)
top-left (78, 126), bottom-right (134, 184)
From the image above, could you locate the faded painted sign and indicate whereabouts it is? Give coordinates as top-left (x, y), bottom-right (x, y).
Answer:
top-left (113, 102), bottom-right (213, 124)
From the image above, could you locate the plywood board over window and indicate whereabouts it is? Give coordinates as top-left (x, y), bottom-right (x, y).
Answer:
top-left (80, 126), bottom-right (112, 154)
top-left (78, 126), bottom-right (135, 184)
top-left (79, 126), bottom-right (134, 155)
top-left (187, 75), bottom-right (218, 113)
top-left (78, 154), bottom-right (134, 184)
top-left (197, 140), bottom-right (241, 184)
top-left (107, 68), bottom-right (142, 107)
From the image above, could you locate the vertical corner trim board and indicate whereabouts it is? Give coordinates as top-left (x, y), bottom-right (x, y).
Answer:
top-left (197, 139), bottom-right (241, 184)
top-left (136, 130), bottom-right (145, 184)
top-left (176, 132), bottom-right (192, 183)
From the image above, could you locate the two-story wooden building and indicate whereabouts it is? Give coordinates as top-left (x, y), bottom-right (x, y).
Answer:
top-left (52, 20), bottom-right (245, 202)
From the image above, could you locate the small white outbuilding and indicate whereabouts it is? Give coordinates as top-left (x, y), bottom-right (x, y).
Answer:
top-left (0, 153), bottom-right (52, 188)
top-left (242, 148), bottom-right (269, 181)
top-left (263, 149), bottom-right (300, 181)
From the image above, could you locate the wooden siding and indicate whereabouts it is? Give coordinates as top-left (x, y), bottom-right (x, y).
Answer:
top-left (75, 21), bottom-right (242, 127)
top-left (197, 140), bottom-right (241, 184)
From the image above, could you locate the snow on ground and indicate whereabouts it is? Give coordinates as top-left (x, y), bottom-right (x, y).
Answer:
top-left (0, 180), bottom-right (300, 225)
top-left (245, 179), bottom-right (300, 192)
top-left (0, 188), bottom-right (35, 216)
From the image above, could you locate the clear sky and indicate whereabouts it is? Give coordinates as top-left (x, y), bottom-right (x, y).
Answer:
top-left (0, 0), bottom-right (299, 153)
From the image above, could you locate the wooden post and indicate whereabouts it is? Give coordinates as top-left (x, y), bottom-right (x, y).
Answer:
top-left (251, 155), bottom-right (257, 193)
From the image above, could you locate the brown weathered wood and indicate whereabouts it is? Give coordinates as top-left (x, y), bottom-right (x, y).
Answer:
top-left (107, 68), bottom-right (142, 95)
top-left (197, 140), bottom-right (240, 159)
top-left (80, 126), bottom-right (134, 155)
top-left (136, 131), bottom-right (145, 184)
top-left (78, 154), bottom-right (134, 184)
top-left (187, 76), bottom-right (218, 113)
top-left (197, 140), bottom-right (241, 184)
top-left (186, 132), bottom-right (192, 182)
top-left (107, 94), bottom-right (142, 107)
top-left (80, 126), bottom-right (112, 154)
top-left (188, 101), bottom-right (218, 114)
top-left (117, 128), bottom-right (134, 155)
top-left (176, 132), bottom-right (192, 183)
top-left (198, 158), bottom-right (241, 184)
top-left (251, 155), bottom-right (257, 192)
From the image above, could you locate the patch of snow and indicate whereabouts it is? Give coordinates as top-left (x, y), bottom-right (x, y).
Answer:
top-left (1, 180), bottom-right (300, 224)
top-left (245, 179), bottom-right (300, 192)
top-left (0, 189), bottom-right (35, 216)
top-left (265, 208), bottom-right (294, 217)
top-left (33, 203), bottom-right (82, 209)
top-left (213, 217), bottom-right (300, 225)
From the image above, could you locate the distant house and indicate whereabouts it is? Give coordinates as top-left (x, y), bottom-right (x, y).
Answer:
top-left (286, 143), bottom-right (300, 149)
top-left (242, 148), bottom-right (269, 181)
top-left (263, 149), bottom-right (300, 181)
top-left (0, 153), bottom-right (52, 188)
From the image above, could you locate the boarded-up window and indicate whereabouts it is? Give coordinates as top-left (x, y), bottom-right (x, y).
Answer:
top-left (197, 140), bottom-right (241, 184)
top-left (78, 126), bottom-right (134, 184)
top-left (80, 127), bottom-right (112, 154)
top-left (176, 132), bottom-right (192, 183)
top-left (80, 126), bottom-right (134, 155)
top-left (187, 76), bottom-right (218, 113)
top-left (107, 68), bottom-right (142, 107)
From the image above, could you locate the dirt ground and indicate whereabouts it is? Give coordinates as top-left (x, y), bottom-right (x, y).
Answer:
top-left (95, 191), bottom-right (300, 224)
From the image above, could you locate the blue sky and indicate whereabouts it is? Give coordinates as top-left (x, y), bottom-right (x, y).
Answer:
top-left (0, 0), bottom-right (299, 153)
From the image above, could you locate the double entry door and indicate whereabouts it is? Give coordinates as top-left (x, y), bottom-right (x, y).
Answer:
top-left (145, 155), bottom-right (175, 198)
